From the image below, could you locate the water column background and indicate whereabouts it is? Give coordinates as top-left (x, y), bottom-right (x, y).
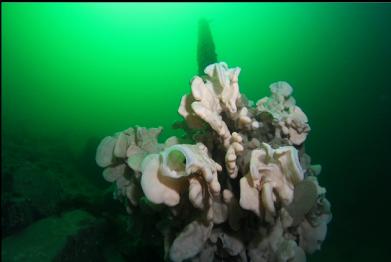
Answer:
top-left (2, 3), bottom-right (390, 261)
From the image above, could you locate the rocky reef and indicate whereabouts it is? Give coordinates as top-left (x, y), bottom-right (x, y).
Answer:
top-left (96, 62), bottom-right (332, 262)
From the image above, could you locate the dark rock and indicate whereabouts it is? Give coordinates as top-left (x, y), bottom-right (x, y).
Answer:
top-left (1, 136), bottom-right (103, 236)
top-left (2, 209), bottom-right (107, 262)
top-left (1, 194), bottom-right (37, 237)
top-left (12, 165), bottom-right (65, 217)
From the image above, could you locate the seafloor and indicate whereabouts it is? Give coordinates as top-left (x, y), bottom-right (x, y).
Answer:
top-left (1, 134), bottom-right (166, 261)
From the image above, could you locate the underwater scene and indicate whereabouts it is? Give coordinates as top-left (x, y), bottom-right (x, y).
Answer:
top-left (1, 3), bottom-right (390, 262)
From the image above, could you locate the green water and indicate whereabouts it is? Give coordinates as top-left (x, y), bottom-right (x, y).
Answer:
top-left (2, 3), bottom-right (390, 261)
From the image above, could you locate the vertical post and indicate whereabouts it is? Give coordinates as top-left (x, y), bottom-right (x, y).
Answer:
top-left (197, 18), bottom-right (218, 76)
